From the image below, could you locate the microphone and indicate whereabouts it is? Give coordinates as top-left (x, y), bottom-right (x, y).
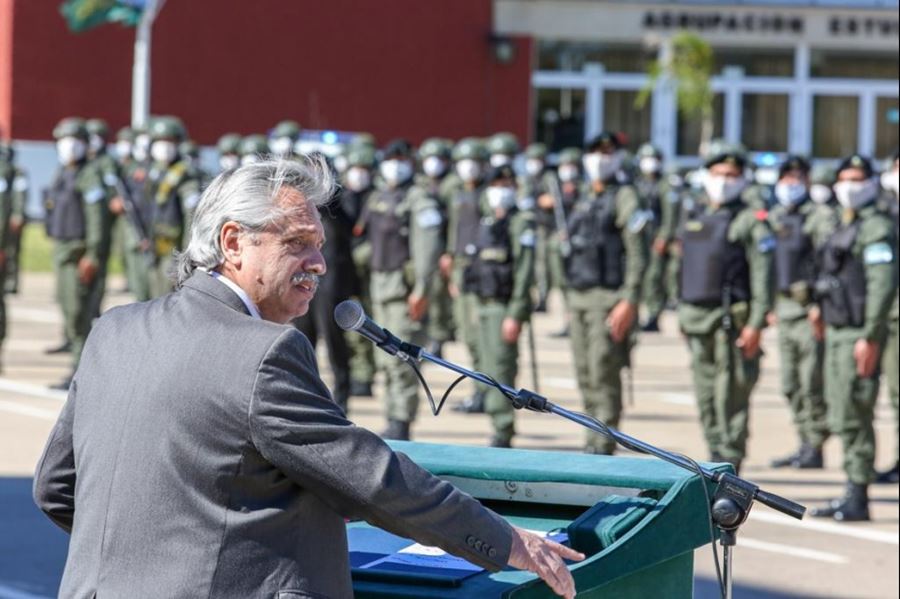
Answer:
top-left (334, 300), bottom-right (419, 359)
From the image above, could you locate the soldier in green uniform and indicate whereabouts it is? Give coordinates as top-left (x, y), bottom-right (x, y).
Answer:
top-left (359, 139), bottom-right (443, 440)
top-left (240, 134), bottom-right (270, 166)
top-left (415, 137), bottom-right (456, 357)
top-left (146, 116), bottom-right (202, 296)
top-left (0, 142), bottom-right (27, 297)
top-left (268, 120), bottom-right (302, 160)
top-left (464, 165), bottom-right (536, 447)
top-left (45, 118), bottom-right (112, 389)
top-left (768, 156), bottom-right (837, 470)
top-left (216, 133), bottom-right (242, 173)
top-left (445, 137), bottom-right (490, 413)
top-left (565, 132), bottom-right (648, 454)
top-left (810, 154), bottom-right (897, 521)
top-left (486, 132), bottom-right (520, 169)
top-left (521, 143), bottom-right (560, 313)
top-left (85, 118), bottom-right (120, 315)
top-left (179, 139), bottom-right (208, 185)
top-left (810, 164), bottom-right (838, 208)
top-left (635, 143), bottom-right (679, 333)
top-left (678, 143), bottom-right (774, 473)
top-left (876, 150), bottom-right (899, 484)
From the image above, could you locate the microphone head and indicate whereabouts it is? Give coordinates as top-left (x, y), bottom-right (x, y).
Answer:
top-left (334, 300), bottom-right (366, 332)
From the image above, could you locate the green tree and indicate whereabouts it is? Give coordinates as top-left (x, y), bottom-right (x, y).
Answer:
top-left (636, 32), bottom-right (716, 155)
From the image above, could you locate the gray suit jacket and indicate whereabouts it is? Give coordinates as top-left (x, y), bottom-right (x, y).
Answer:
top-left (34, 271), bottom-right (512, 599)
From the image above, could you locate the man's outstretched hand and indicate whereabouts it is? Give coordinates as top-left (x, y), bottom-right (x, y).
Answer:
top-left (507, 526), bottom-right (585, 598)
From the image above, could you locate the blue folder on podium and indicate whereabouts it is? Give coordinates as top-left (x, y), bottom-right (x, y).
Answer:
top-left (347, 441), bottom-right (728, 598)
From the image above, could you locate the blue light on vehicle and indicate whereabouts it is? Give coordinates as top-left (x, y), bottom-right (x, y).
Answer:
top-left (322, 131), bottom-right (339, 145)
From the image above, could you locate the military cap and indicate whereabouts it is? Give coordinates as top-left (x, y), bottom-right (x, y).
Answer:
top-left (382, 138), bottom-right (413, 159)
top-left (116, 126), bottom-right (135, 143)
top-left (636, 142), bottom-right (663, 159)
top-left (525, 143), bottom-right (548, 160)
top-left (419, 137), bottom-right (452, 159)
top-left (585, 131), bottom-right (623, 152)
top-left (85, 118), bottom-right (109, 138)
top-left (240, 134), bottom-right (270, 156)
top-left (703, 138), bottom-right (747, 169)
top-left (217, 133), bottom-right (242, 155)
top-left (810, 164), bottom-right (837, 187)
top-left (778, 155), bottom-right (811, 179)
top-left (452, 137), bottom-right (488, 162)
top-left (835, 153), bottom-right (874, 178)
top-left (486, 132), bottom-right (520, 156)
top-left (349, 132), bottom-right (376, 149)
top-left (149, 116), bottom-right (187, 141)
top-left (271, 120), bottom-right (301, 140)
top-left (53, 117), bottom-right (88, 140)
top-left (558, 147), bottom-right (583, 165)
top-left (347, 145), bottom-right (377, 168)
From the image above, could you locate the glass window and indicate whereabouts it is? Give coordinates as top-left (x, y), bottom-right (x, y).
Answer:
top-left (810, 50), bottom-right (899, 80)
top-left (742, 94), bottom-right (789, 152)
top-left (676, 93), bottom-right (724, 157)
top-left (715, 47), bottom-right (794, 77)
top-left (538, 40), bottom-right (655, 73)
top-left (535, 87), bottom-right (586, 152)
top-left (876, 96), bottom-right (900, 159)
top-left (603, 90), bottom-right (652, 151)
top-left (813, 96), bottom-right (859, 158)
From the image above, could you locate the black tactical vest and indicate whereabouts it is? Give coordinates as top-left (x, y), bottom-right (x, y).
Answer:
top-left (817, 221), bottom-right (866, 328)
top-left (454, 188), bottom-right (482, 258)
top-left (368, 186), bottom-right (411, 272)
top-left (637, 178), bottom-right (662, 225)
top-left (679, 208), bottom-right (750, 306)
top-left (564, 187), bottom-right (625, 291)
top-left (463, 215), bottom-right (514, 301)
top-left (774, 210), bottom-right (815, 294)
top-left (46, 166), bottom-right (86, 241)
top-left (152, 165), bottom-right (185, 234)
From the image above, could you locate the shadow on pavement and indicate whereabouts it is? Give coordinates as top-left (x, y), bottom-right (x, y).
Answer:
top-left (694, 576), bottom-right (830, 599)
top-left (0, 477), bottom-right (67, 598)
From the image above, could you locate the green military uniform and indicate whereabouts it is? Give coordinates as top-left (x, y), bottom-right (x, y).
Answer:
top-left (811, 154), bottom-right (897, 521)
top-left (0, 144), bottom-right (27, 295)
top-left (216, 133), bottom-right (242, 173)
top-left (85, 119), bottom-right (121, 317)
top-left (269, 120), bottom-right (302, 160)
top-left (239, 134), bottom-right (269, 166)
top-left (362, 140), bottom-right (443, 439)
top-left (45, 118), bottom-right (112, 386)
top-left (678, 145), bottom-right (774, 470)
top-left (878, 160), bottom-right (899, 482)
top-left (566, 133), bottom-right (648, 454)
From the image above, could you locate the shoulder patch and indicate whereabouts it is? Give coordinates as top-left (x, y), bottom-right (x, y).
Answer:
top-left (627, 210), bottom-right (652, 233)
top-left (864, 242), bottom-right (894, 265)
top-left (757, 235), bottom-right (776, 253)
top-left (13, 176), bottom-right (28, 192)
top-left (416, 207), bottom-right (442, 228)
top-left (519, 229), bottom-right (536, 248)
top-left (103, 172), bottom-right (119, 187)
top-left (84, 187), bottom-right (105, 205)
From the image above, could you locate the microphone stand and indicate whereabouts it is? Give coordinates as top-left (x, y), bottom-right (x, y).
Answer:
top-left (392, 341), bottom-right (806, 599)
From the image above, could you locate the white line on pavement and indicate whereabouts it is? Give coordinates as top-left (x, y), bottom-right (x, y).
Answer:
top-left (541, 377), bottom-right (578, 390)
top-left (0, 584), bottom-right (54, 599)
top-left (662, 393), bottom-right (694, 405)
top-left (0, 379), bottom-right (67, 402)
top-left (0, 400), bottom-right (60, 421)
top-left (751, 509), bottom-right (899, 545)
top-left (9, 306), bottom-right (61, 325)
top-left (738, 537), bottom-right (849, 564)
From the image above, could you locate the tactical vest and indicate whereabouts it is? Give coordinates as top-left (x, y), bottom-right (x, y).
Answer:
top-left (679, 208), bottom-right (750, 306)
top-left (637, 178), bottom-right (662, 225)
top-left (454, 188), bottom-right (482, 258)
top-left (45, 167), bottom-right (86, 241)
top-left (153, 163), bottom-right (188, 234)
top-left (564, 187), bottom-right (625, 291)
top-left (463, 215), bottom-right (514, 302)
top-left (817, 221), bottom-right (866, 328)
top-left (774, 210), bottom-right (815, 295)
top-left (368, 187), bottom-right (411, 272)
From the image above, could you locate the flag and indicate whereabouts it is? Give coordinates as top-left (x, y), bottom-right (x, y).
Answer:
top-left (59, 0), bottom-right (146, 33)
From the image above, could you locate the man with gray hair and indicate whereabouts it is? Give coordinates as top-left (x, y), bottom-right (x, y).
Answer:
top-left (33, 158), bottom-right (582, 598)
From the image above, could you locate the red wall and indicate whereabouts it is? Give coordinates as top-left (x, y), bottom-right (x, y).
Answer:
top-left (4, 0), bottom-right (532, 146)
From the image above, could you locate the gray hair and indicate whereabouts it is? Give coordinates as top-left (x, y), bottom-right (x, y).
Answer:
top-left (173, 155), bottom-right (335, 286)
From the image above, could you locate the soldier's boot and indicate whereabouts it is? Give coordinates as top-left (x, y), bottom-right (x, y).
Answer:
top-left (641, 315), bottom-right (660, 333)
top-left (45, 340), bottom-right (72, 355)
top-left (381, 419), bottom-right (411, 441)
top-left (350, 379), bottom-right (373, 398)
top-left (771, 445), bottom-right (805, 468)
top-left (489, 433), bottom-right (513, 449)
top-left (811, 483), bottom-right (870, 522)
top-left (795, 444), bottom-right (824, 469)
top-left (875, 462), bottom-right (900, 484)
top-left (453, 389), bottom-right (486, 414)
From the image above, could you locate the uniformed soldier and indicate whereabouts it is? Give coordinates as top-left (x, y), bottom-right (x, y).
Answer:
top-left (810, 154), bottom-right (897, 521)
top-left (239, 134), bottom-right (270, 166)
top-left (415, 137), bottom-right (456, 357)
top-left (85, 118), bottom-right (120, 316)
top-left (768, 156), bottom-right (837, 470)
top-left (179, 139), bottom-right (208, 184)
top-left (876, 150), bottom-right (899, 484)
top-left (44, 117), bottom-right (112, 389)
top-left (0, 142), bottom-right (27, 297)
top-left (269, 120), bottom-right (302, 160)
top-left (486, 132), bottom-right (520, 169)
top-left (445, 137), bottom-right (490, 413)
top-left (810, 164), bottom-right (838, 208)
top-left (360, 139), bottom-right (443, 439)
top-left (635, 143), bottom-right (679, 333)
top-left (521, 142), bottom-right (561, 313)
top-left (113, 126), bottom-right (134, 166)
top-left (146, 116), bottom-right (202, 295)
top-left (565, 132), bottom-right (648, 454)
top-left (678, 142), bottom-right (774, 473)
top-left (216, 133), bottom-right (242, 173)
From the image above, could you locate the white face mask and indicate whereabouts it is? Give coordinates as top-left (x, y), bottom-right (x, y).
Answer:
top-left (380, 159), bottom-right (412, 186)
top-left (133, 135), bottom-right (150, 162)
top-left (422, 156), bottom-right (447, 178)
top-left (490, 154), bottom-right (512, 168)
top-left (704, 174), bottom-right (746, 205)
top-left (88, 134), bottom-right (105, 154)
top-left (558, 164), bottom-right (579, 183)
top-left (456, 159), bottom-right (481, 183)
top-left (834, 179), bottom-right (879, 210)
top-left (115, 140), bottom-right (132, 161)
top-left (774, 182), bottom-right (808, 207)
top-left (881, 169), bottom-right (899, 196)
top-left (56, 137), bottom-right (86, 165)
top-left (486, 186), bottom-right (516, 211)
top-left (151, 140), bottom-right (178, 164)
top-left (639, 157), bottom-right (661, 176)
top-left (809, 184), bottom-right (832, 205)
top-left (583, 151), bottom-right (622, 182)
top-left (219, 154), bottom-right (239, 171)
top-left (269, 136), bottom-right (294, 158)
top-left (345, 167), bottom-right (372, 192)
top-left (241, 154), bottom-right (260, 166)
top-left (525, 159), bottom-right (544, 177)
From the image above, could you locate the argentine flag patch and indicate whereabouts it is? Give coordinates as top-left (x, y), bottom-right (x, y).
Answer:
top-left (864, 242), bottom-right (894, 265)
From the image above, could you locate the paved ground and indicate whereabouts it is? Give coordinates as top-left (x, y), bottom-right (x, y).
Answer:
top-left (0, 273), bottom-right (897, 599)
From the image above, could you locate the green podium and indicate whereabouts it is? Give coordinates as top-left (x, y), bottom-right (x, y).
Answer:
top-left (349, 441), bottom-right (728, 598)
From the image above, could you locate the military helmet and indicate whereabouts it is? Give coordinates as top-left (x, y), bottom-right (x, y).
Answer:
top-left (382, 138), bottom-right (413, 159)
top-left (810, 164), bottom-right (836, 187)
top-left (525, 143), bottom-right (548, 160)
top-left (271, 119), bottom-right (301, 140)
top-left (487, 132), bottom-right (520, 156)
top-left (240, 134), bottom-right (270, 156)
top-left (149, 116), bottom-right (187, 141)
top-left (452, 137), bottom-right (488, 162)
top-left (558, 147), bottom-right (583, 165)
top-left (419, 137), bottom-right (452, 160)
top-left (179, 139), bottom-right (199, 159)
top-left (53, 117), bottom-right (88, 140)
top-left (346, 145), bottom-right (377, 168)
top-left (217, 133), bottom-right (242, 155)
top-left (636, 142), bottom-right (662, 159)
top-left (86, 118), bottom-right (109, 139)
top-left (778, 155), bottom-right (811, 179)
top-left (836, 153), bottom-right (874, 178)
top-left (116, 126), bottom-right (135, 143)
top-left (349, 132), bottom-right (376, 149)
top-left (703, 138), bottom-right (747, 169)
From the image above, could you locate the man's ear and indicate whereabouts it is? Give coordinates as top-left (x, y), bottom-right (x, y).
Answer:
top-left (219, 221), bottom-right (243, 268)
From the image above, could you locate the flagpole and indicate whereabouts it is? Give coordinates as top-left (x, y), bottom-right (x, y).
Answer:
top-left (131, 0), bottom-right (164, 129)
